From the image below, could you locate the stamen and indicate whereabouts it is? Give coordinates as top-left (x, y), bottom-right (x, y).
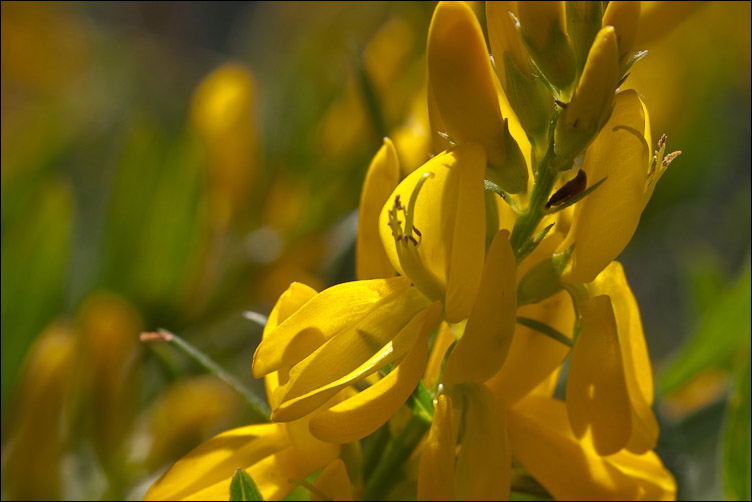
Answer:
top-left (657, 133), bottom-right (667, 149)
top-left (662, 151), bottom-right (682, 167)
top-left (404, 172), bottom-right (435, 238)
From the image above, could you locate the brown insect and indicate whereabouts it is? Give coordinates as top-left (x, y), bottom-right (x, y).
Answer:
top-left (546, 170), bottom-right (587, 209)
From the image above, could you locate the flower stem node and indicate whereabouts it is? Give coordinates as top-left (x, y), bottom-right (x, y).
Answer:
top-left (554, 26), bottom-right (619, 161)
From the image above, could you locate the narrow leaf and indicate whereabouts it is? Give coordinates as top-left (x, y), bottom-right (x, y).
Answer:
top-left (230, 468), bottom-right (263, 501)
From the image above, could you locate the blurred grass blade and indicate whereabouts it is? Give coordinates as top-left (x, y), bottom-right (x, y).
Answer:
top-left (660, 261), bottom-right (751, 395)
top-left (723, 336), bottom-right (751, 501)
top-left (230, 468), bottom-right (263, 501)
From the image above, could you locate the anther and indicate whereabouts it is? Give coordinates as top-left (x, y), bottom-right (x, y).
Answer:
top-left (657, 133), bottom-right (667, 149)
top-left (662, 151), bottom-right (681, 167)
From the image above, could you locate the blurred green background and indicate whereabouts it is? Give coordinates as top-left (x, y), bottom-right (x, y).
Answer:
top-left (1, 2), bottom-right (749, 500)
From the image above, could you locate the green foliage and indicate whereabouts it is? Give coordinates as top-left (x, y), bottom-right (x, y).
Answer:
top-left (660, 262), bottom-right (751, 395)
top-left (230, 469), bottom-right (264, 501)
top-left (723, 336), bottom-right (751, 501)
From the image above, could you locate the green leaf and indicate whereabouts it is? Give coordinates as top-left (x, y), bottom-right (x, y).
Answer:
top-left (229, 468), bottom-right (263, 501)
top-left (723, 337), bottom-right (751, 501)
top-left (1, 179), bottom-right (72, 417)
top-left (660, 261), bottom-right (751, 395)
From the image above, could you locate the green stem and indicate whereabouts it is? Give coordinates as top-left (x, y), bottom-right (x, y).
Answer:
top-left (509, 146), bottom-right (557, 257)
top-left (363, 412), bottom-right (431, 500)
top-left (141, 330), bottom-right (271, 422)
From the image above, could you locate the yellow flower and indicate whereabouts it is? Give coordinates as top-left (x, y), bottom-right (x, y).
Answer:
top-left (566, 262), bottom-right (659, 456)
top-left (253, 275), bottom-right (443, 438)
top-left (192, 63), bottom-right (258, 229)
top-left (509, 395), bottom-right (675, 500)
top-left (417, 384), bottom-right (511, 501)
top-left (558, 89), bottom-right (652, 284)
top-left (378, 143), bottom-right (487, 323)
top-left (145, 283), bottom-right (341, 501)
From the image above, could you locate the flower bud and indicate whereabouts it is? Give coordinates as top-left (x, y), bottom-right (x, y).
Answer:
top-left (517, 1), bottom-right (576, 90)
top-left (488, 1), bottom-right (554, 140)
top-left (602, 1), bottom-right (641, 62)
top-left (565, 1), bottom-right (603, 71)
top-left (554, 26), bottom-right (619, 160)
top-left (427, 1), bottom-right (527, 194)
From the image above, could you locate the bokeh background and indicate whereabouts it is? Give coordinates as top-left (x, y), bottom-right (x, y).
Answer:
top-left (1, 2), bottom-right (749, 500)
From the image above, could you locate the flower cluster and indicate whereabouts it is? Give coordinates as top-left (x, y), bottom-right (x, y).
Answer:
top-left (147, 2), bottom-right (681, 500)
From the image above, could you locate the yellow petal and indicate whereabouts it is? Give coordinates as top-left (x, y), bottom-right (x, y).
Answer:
top-left (424, 321), bottom-right (456, 389)
top-left (559, 89), bottom-right (651, 284)
top-left (509, 396), bottom-right (676, 500)
top-left (311, 459), bottom-right (354, 502)
top-left (417, 394), bottom-right (456, 501)
top-left (253, 277), bottom-right (412, 378)
top-left (357, 139), bottom-right (401, 280)
top-left (263, 282), bottom-right (318, 406)
top-left (249, 446), bottom-right (320, 501)
top-left (2, 321), bottom-right (76, 501)
top-left (590, 262), bottom-right (658, 453)
top-left (486, 290), bottom-right (574, 405)
top-left (445, 144), bottom-right (488, 322)
top-left (455, 383), bottom-right (510, 500)
top-left (308, 302), bottom-right (441, 443)
top-left (443, 230), bottom-right (516, 384)
top-left (602, 1), bottom-right (642, 60)
top-left (566, 295), bottom-right (632, 456)
top-left (285, 415), bottom-right (340, 474)
top-left (379, 144), bottom-right (487, 323)
top-left (272, 287), bottom-right (430, 421)
top-left (427, 1), bottom-right (526, 193)
top-left (144, 423), bottom-right (289, 501)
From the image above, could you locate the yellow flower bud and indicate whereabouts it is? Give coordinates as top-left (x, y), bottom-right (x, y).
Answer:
top-left (417, 394), bottom-right (456, 501)
top-left (146, 376), bottom-right (239, 471)
top-left (76, 292), bottom-right (141, 461)
top-left (192, 63), bottom-right (258, 228)
top-left (427, 1), bottom-right (527, 193)
top-left (487, 1), bottom-right (553, 140)
top-left (487, 1), bottom-right (531, 76)
top-left (2, 322), bottom-right (76, 501)
top-left (602, 1), bottom-right (642, 61)
top-left (554, 26), bottom-right (619, 160)
top-left (565, 1), bottom-right (603, 70)
top-left (517, 1), bottom-right (576, 90)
